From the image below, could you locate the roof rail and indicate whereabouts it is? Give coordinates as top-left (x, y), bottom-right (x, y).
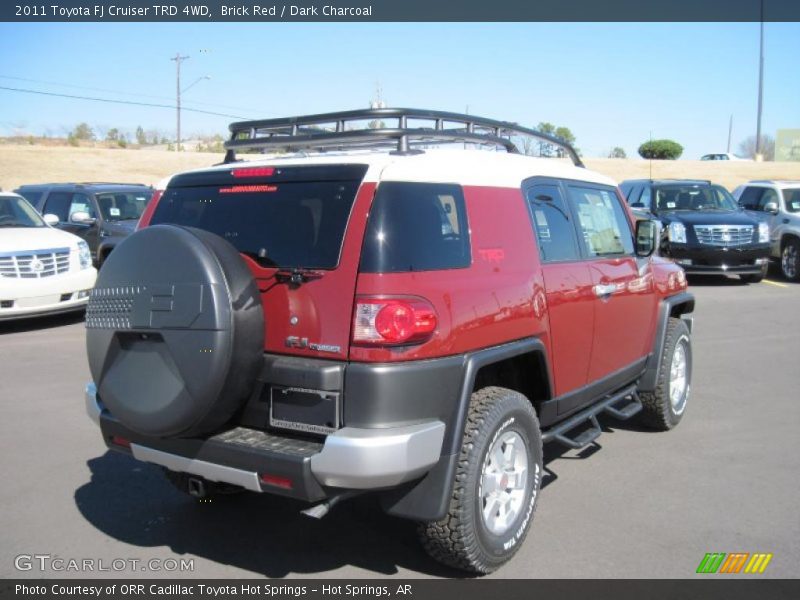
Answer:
top-left (223, 108), bottom-right (584, 168)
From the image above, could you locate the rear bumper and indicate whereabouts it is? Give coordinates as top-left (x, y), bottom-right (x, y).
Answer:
top-left (85, 383), bottom-right (445, 500)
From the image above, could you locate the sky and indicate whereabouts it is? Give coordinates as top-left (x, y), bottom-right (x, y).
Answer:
top-left (0, 22), bottom-right (798, 159)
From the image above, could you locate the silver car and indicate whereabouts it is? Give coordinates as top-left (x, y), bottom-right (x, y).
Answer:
top-left (734, 180), bottom-right (800, 282)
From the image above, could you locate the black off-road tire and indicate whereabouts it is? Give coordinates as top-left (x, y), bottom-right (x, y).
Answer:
top-left (418, 387), bottom-right (543, 574)
top-left (639, 317), bottom-right (692, 430)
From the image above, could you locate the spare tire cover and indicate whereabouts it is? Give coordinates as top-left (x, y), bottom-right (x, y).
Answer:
top-left (86, 225), bottom-right (264, 438)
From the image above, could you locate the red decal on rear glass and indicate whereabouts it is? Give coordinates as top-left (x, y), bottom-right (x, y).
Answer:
top-left (219, 185), bottom-right (278, 194)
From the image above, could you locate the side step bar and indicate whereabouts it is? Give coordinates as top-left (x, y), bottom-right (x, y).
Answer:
top-left (542, 385), bottom-right (642, 450)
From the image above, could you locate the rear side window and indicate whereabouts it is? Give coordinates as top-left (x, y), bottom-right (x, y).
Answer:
top-left (360, 182), bottom-right (470, 273)
top-left (151, 180), bottom-right (362, 269)
top-left (525, 183), bottom-right (580, 262)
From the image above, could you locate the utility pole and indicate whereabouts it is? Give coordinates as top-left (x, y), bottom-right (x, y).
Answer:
top-left (755, 1), bottom-right (765, 160)
top-left (727, 114), bottom-right (733, 153)
top-left (171, 53), bottom-right (190, 151)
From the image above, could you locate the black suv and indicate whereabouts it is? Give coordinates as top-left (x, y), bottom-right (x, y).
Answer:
top-left (14, 183), bottom-right (153, 266)
top-left (619, 179), bottom-right (771, 283)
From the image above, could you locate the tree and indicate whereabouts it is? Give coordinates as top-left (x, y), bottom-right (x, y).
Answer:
top-left (638, 139), bottom-right (683, 160)
top-left (536, 122), bottom-right (556, 157)
top-left (135, 126), bottom-right (147, 145)
top-left (106, 128), bottom-right (121, 142)
top-left (554, 126), bottom-right (576, 158)
top-left (738, 134), bottom-right (775, 161)
top-left (608, 146), bottom-right (627, 159)
top-left (71, 122), bottom-right (95, 141)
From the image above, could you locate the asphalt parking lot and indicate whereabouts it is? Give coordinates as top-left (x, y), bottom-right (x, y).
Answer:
top-left (1, 275), bottom-right (798, 579)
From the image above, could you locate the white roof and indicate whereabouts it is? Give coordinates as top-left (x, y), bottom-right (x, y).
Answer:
top-left (161, 148), bottom-right (616, 190)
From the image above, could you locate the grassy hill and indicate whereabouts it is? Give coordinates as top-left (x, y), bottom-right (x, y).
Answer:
top-left (1, 144), bottom-right (798, 192)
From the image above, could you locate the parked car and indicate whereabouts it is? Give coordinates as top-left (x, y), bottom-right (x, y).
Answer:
top-left (733, 180), bottom-right (800, 282)
top-left (14, 183), bottom-right (153, 267)
top-left (0, 192), bottom-right (97, 321)
top-left (83, 108), bottom-right (694, 574)
top-left (700, 153), bottom-right (749, 161)
top-left (619, 179), bottom-right (771, 283)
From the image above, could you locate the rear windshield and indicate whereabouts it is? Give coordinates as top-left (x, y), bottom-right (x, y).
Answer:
top-left (151, 180), bottom-right (361, 269)
top-left (360, 182), bottom-right (471, 273)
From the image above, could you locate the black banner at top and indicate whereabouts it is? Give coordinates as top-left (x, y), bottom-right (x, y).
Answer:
top-left (3, 0), bottom-right (800, 22)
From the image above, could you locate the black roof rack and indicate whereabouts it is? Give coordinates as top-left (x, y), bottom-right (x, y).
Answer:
top-left (223, 108), bottom-right (584, 168)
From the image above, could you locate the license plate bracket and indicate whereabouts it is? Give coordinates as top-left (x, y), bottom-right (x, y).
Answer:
top-left (270, 387), bottom-right (340, 435)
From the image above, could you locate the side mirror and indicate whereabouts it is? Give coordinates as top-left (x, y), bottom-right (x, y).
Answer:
top-left (631, 202), bottom-right (645, 209)
top-left (43, 213), bottom-right (59, 226)
top-left (70, 211), bottom-right (96, 225)
top-left (635, 219), bottom-right (659, 257)
top-left (763, 201), bottom-right (779, 215)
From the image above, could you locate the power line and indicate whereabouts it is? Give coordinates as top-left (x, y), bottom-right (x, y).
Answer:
top-left (0, 85), bottom-right (251, 120)
top-left (0, 74), bottom-right (264, 115)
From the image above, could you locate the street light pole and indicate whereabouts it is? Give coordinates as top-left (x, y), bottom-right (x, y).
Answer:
top-left (171, 53), bottom-right (190, 151)
top-left (755, 2), bottom-right (765, 160)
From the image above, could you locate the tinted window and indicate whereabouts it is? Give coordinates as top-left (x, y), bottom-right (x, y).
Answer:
top-left (756, 188), bottom-right (780, 211)
top-left (17, 190), bottom-right (43, 209)
top-left (360, 182), bottom-right (470, 273)
top-left (525, 183), bottom-right (580, 262)
top-left (43, 192), bottom-right (72, 222)
top-left (568, 186), bottom-right (634, 257)
top-left (638, 186), bottom-right (652, 208)
top-left (738, 186), bottom-right (763, 210)
top-left (95, 191), bottom-right (151, 221)
top-left (152, 180), bottom-right (361, 269)
top-left (69, 193), bottom-right (96, 220)
top-left (783, 189), bottom-right (800, 213)
top-left (0, 196), bottom-right (46, 228)
top-left (654, 185), bottom-right (738, 211)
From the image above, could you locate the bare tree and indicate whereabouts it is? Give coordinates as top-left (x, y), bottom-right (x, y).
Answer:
top-left (738, 134), bottom-right (775, 161)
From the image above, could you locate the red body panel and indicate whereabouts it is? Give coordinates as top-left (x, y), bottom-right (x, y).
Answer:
top-left (539, 262), bottom-right (595, 396)
top-left (586, 258), bottom-right (657, 380)
top-left (350, 186), bottom-right (546, 362)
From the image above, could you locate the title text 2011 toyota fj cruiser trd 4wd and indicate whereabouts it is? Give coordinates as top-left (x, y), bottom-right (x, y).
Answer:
top-left (84, 109), bottom-right (694, 573)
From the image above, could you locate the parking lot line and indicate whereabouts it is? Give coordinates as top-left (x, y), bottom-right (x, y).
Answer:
top-left (762, 279), bottom-right (789, 288)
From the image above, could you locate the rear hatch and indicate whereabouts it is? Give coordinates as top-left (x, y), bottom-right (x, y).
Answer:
top-left (147, 164), bottom-right (372, 360)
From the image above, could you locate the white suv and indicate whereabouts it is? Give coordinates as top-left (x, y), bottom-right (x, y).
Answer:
top-left (0, 192), bottom-right (97, 320)
top-left (733, 180), bottom-right (800, 282)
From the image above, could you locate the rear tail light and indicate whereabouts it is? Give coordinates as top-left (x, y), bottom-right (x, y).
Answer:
top-left (352, 297), bottom-right (437, 346)
top-left (232, 167), bottom-right (275, 178)
top-left (109, 435), bottom-right (131, 449)
top-left (136, 189), bottom-right (163, 230)
top-left (259, 473), bottom-right (293, 489)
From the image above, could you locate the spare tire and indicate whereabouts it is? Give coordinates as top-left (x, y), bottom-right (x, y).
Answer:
top-left (86, 225), bottom-right (264, 438)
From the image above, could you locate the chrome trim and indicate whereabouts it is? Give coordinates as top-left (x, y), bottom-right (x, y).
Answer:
top-left (85, 382), bottom-right (101, 426)
top-left (131, 444), bottom-right (262, 492)
top-left (693, 225), bottom-right (753, 247)
top-left (0, 247), bottom-right (71, 279)
top-left (310, 421), bottom-right (445, 489)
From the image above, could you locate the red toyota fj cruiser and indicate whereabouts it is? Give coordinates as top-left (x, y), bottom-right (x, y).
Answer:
top-left (84, 108), bottom-right (694, 573)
